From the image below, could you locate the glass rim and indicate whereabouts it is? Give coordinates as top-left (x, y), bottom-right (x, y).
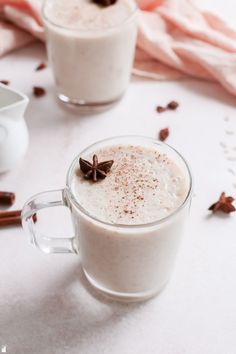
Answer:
top-left (42, 0), bottom-right (138, 34)
top-left (66, 135), bottom-right (193, 229)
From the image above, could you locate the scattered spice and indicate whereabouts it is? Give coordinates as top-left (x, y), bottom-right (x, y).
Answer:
top-left (220, 117), bottom-right (236, 190)
top-left (0, 80), bottom-right (10, 85)
top-left (33, 86), bottom-right (46, 97)
top-left (156, 100), bottom-right (179, 113)
top-left (92, 0), bottom-right (117, 7)
top-left (35, 62), bottom-right (47, 71)
top-left (225, 130), bottom-right (234, 136)
top-left (227, 156), bottom-right (236, 161)
top-left (79, 154), bottom-right (114, 182)
top-left (0, 191), bottom-right (15, 206)
top-left (159, 128), bottom-right (169, 141)
top-left (227, 168), bottom-right (235, 176)
top-left (156, 106), bottom-right (166, 113)
top-left (208, 192), bottom-right (235, 214)
top-left (167, 100), bottom-right (179, 110)
top-left (219, 141), bottom-right (227, 148)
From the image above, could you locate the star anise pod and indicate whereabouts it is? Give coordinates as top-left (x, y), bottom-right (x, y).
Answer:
top-left (208, 192), bottom-right (235, 214)
top-left (79, 154), bottom-right (114, 182)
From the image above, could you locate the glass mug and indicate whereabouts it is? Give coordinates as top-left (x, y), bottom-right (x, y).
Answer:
top-left (42, 0), bottom-right (137, 110)
top-left (22, 136), bottom-right (193, 302)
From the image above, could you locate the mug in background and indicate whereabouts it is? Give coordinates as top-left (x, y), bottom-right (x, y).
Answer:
top-left (42, 0), bottom-right (137, 110)
top-left (22, 136), bottom-right (193, 302)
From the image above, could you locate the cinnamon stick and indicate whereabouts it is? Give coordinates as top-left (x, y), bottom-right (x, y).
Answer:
top-left (0, 191), bottom-right (15, 206)
top-left (0, 210), bottom-right (37, 228)
top-left (0, 216), bottom-right (22, 227)
top-left (0, 210), bottom-right (21, 218)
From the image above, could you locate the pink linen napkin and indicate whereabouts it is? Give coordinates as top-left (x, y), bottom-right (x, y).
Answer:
top-left (0, 0), bottom-right (43, 56)
top-left (136, 0), bottom-right (236, 96)
top-left (1, 0), bottom-right (236, 96)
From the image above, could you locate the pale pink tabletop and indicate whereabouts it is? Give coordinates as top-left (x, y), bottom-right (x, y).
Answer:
top-left (1, 1), bottom-right (236, 353)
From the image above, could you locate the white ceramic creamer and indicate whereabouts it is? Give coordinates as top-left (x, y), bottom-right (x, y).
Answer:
top-left (0, 84), bottom-right (29, 173)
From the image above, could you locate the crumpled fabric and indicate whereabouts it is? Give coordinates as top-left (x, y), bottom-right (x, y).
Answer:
top-left (1, 0), bottom-right (236, 96)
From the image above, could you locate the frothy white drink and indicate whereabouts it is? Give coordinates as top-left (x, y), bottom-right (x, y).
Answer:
top-left (45, 0), bottom-right (134, 30)
top-left (69, 141), bottom-right (191, 300)
top-left (72, 145), bottom-right (188, 224)
top-left (43, 0), bottom-right (137, 106)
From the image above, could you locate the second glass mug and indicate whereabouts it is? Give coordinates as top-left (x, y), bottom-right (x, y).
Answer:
top-left (22, 136), bottom-right (193, 302)
top-left (42, 0), bottom-right (138, 109)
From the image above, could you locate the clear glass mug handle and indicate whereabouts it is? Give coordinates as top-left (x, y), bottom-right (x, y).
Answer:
top-left (21, 189), bottom-right (77, 254)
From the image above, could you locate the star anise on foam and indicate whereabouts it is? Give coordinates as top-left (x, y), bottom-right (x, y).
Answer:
top-left (92, 0), bottom-right (117, 7)
top-left (208, 192), bottom-right (235, 214)
top-left (79, 155), bottom-right (114, 182)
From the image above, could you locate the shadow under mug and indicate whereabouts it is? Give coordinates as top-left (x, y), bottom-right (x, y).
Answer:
top-left (22, 136), bottom-right (193, 302)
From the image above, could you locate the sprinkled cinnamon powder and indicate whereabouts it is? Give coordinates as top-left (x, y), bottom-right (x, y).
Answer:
top-left (71, 144), bottom-right (189, 224)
